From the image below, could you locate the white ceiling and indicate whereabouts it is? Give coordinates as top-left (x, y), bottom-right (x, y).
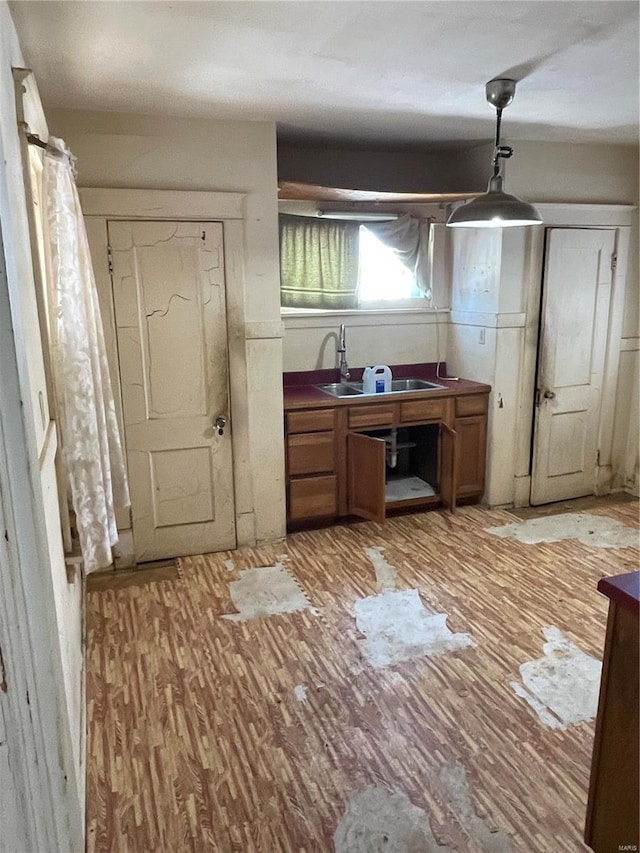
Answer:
top-left (10, 0), bottom-right (640, 146)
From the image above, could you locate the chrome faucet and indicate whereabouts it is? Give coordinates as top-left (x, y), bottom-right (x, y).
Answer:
top-left (338, 323), bottom-right (350, 381)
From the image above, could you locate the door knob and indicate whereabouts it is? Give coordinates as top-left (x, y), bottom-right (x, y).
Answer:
top-left (215, 416), bottom-right (227, 436)
top-left (543, 390), bottom-right (556, 400)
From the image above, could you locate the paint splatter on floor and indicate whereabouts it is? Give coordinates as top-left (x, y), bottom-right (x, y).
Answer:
top-left (223, 559), bottom-right (235, 572)
top-left (293, 684), bottom-right (308, 702)
top-left (510, 626), bottom-right (601, 729)
top-left (334, 786), bottom-right (450, 853)
top-left (365, 546), bottom-right (398, 592)
top-left (355, 589), bottom-right (475, 668)
top-left (222, 560), bottom-right (316, 622)
top-left (438, 764), bottom-right (512, 852)
top-left (487, 512), bottom-right (638, 548)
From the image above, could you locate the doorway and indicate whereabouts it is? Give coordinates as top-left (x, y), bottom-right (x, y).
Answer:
top-left (108, 220), bottom-right (236, 562)
top-left (530, 227), bottom-right (616, 505)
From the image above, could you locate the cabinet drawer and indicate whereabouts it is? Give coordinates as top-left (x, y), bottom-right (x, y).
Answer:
top-left (399, 397), bottom-right (449, 424)
top-left (455, 394), bottom-right (488, 416)
top-left (287, 408), bottom-right (335, 434)
top-left (349, 404), bottom-right (395, 429)
top-left (287, 432), bottom-right (335, 475)
top-left (288, 475), bottom-right (337, 519)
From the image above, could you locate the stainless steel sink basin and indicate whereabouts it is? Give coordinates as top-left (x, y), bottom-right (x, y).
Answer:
top-left (315, 383), bottom-right (364, 397)
top-left (349, 378), bottom-right (446, 394)
top-left (316, 378), bottom-right (445, 397)
top-left (390, 378), bottom-right (445, 391)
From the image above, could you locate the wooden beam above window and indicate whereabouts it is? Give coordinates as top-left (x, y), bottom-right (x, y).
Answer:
top-left (278, 181), bottom-right (482, 204)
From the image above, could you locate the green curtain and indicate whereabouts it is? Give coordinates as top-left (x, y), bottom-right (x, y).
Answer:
top-left (279, 214), bottom-right (359, 309)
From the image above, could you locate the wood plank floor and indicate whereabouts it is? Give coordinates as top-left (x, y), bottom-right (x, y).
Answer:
top-left (86, 501), bottom-right (639, 852)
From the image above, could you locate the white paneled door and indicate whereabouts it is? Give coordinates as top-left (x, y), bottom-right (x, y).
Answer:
top-left (108, 221), bottom-right (235, 562)
top-left (531, 227), bottom-right (616, 505)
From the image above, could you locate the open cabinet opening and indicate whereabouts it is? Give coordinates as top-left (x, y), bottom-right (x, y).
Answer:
top-left (362, 425), bottom-right (440, 504)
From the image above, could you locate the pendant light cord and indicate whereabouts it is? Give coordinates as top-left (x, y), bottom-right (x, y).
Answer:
top-left (493, 108), bottom-right (503, 177)
top-left (492, 107), bottom-right (513, 178)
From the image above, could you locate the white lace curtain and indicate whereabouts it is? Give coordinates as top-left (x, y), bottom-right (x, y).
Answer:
top-left (364, 214), bottom-right (432, 299)
top-left (43, 137), bottom-right (130, 573)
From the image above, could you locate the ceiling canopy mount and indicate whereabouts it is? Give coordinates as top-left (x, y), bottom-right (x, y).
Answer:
top-left (485, 77), bottom-right (516, 110)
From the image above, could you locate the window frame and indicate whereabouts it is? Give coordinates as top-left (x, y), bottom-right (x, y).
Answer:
top-left (279, 216), bottom-right (433, 313)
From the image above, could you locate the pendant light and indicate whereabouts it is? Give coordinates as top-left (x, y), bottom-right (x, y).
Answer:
top-left (447, 79), bottom-right (542, 228)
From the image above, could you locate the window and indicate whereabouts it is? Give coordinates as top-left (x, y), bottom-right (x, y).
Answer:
top-left (358, 226), bottom-right (422, 303)
top-left (280, 214), bottom-right (429, 311)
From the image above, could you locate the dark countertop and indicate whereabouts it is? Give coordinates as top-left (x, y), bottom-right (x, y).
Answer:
top-left (283, 362), bottom-right (491, 410)
top-left (598, 571), bottom-right (640, 615)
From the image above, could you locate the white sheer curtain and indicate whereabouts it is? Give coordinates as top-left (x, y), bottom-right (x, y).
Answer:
top-left (363, 214), bottom-right (432, 300)
top-left (43, 137), bottom-right (130, 573)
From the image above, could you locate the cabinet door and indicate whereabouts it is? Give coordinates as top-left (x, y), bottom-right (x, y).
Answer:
top-left (439, 423), bottom-right (457, 512)
top-left (455, 415), bottom-right (487, 498)
top-left (347, 432), bottom-right (386, 523)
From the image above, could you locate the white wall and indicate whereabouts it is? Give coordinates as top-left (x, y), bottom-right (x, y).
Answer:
top-left (0, 3), bottom-right (83, 848)
top-left (449, 209), bottom-right (637, 507)
top-left (49, 108), bottom-right (286, 544)
top-left (613, 202), bottom-right (639, 495)
top-left (448, 140), bottom-right (639, 505)
top-left (281, 226), bottom-right (449, 372)
top-left (49, 109), bottom-right (282, 322)
top-left (283, 310), bottom-right (447, 372)
top-left (611, 345), bottom-right (639, 494)
top-left (507, 141), bottom-right (639, 206)
top-left (447, 225), bottom-right (536, 506)
top-left (512, 143), bottom-right (639, 500)
top-left (279, 203), bottom-right (451, 372)
top-left (513, 141), bottom-right (639, 495)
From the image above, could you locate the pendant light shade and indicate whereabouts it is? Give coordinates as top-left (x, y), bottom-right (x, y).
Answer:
top-left (447, 175), bottom-right (542, 228)
top-left (447, 79), bottom-right (542, 229)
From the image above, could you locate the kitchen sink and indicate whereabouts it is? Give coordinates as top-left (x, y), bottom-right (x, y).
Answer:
top-left (348, 378), bottom-right (446, 393)
top-left (316, 378), bottom-right (446, 397)
top-left (315, 382), bottom-right (364, 397)
top-left (390, 378), bottom-right (445, 391)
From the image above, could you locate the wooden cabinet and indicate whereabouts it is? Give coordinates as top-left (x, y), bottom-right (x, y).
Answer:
top-left (455, 394), bottom-right (487, 500)
top-left (345, 421), bottom-right (457, 524)
top-left (585, 572), bottom-right (639, 853)
top-left (284, 391), bottom-right (488, 527)
top-left (289, 476), bottom-right (337, 520)
top-left (287, 408), bottom-right (335, 434)
top-left (286, 408), bottom-right (338, 521)
top-left (348, 404), bottom-right (395, 429)
top-left (399, 397), bottom-right (451, 426)
top-left (287, 432), bottom-right (335, 476)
